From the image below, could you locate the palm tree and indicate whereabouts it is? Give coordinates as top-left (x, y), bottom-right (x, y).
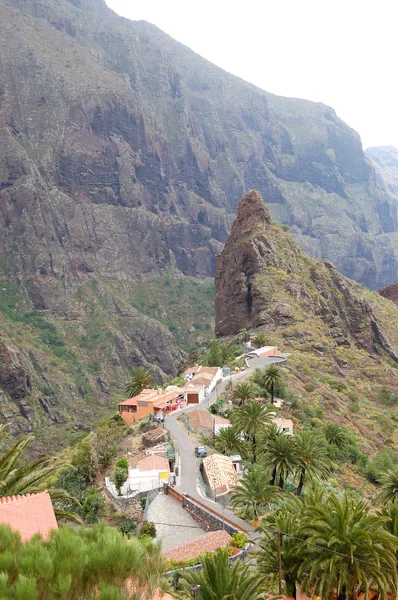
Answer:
top-left (297, 493), bottom-right (398, 600)
top-left (295, 431), bottom-right (330, 495)
top-left (234, 400), bottom-right (273, 463)
top-left (231, 381), bottom-right (256, 406)
top-left (231, 464), bottom-right (279, 521)
top-left (0, 425), bottom-right (78, 522)
top-left (259, 364), bottom-right (282, 404)
top-left (379, 502), bottom-right (398, 537)
top-left (253, 331), bottom-right (267, 348)
top-left (257, 496), bottom-right (305, 597)
top-left (124, 366), bottom-right (153, 398)
top-left (378, 466), bottom-right (398, 504)
top-left (214, 426), bottom-right (244, 456)
top-left (323, 422), bottom-right (349, 448)
top-left (262, 430), bottom-right (300, 489)
top-left (177, 547), bottom-right (267, 600)
top-left (219, 342), bottom-right (239, 365)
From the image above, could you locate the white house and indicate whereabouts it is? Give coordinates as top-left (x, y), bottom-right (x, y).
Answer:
top-left (185, 366), bottom-right (222, 396)
top-left (273, 417), bottom-right (294, 436)
top-left (122, 455), bottom-right (170, 495)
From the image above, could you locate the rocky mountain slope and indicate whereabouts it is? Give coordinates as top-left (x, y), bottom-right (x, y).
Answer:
top-left (2, 0), bottom-right (398, 448)
top-left (216, 190), bottom-right (398, 452)
top-left (1, 0), bottom-right (398, 293)
top-left (366, 146), bottom-right (398, 203)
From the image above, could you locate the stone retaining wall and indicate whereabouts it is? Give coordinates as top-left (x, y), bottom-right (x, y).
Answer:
top-left (182, 495), bottom-right (238, 536)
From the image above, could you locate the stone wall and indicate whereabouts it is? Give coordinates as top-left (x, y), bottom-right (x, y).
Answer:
top-left (181, 494), bottom-right (238, 536)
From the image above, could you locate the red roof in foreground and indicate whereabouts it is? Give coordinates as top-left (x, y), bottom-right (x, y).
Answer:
top-left (164, 529), bottom-right (231, 561)
top-left (0, 491), bottom-right (58, 542)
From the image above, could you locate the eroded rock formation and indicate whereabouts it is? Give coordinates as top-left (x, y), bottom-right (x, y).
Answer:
top-left (216, 190), bottom-right (398, 365)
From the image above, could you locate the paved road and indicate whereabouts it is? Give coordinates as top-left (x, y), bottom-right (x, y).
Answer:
top-left (165, 367), bottom-right (259, 535)
top-left (146, 494), bottom-right (205, 551)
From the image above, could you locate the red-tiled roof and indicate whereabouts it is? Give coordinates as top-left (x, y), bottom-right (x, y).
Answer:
top-left (164, 529), bottom-right (231, 561)
top-left (191, 366), bottom-right (219, 387)
top-left (187, 409), bottom-right (230, 431)
top-left (137, 455), bottom-right (170, 473)
top-left (202, 454), bottom-right (239, 496)
top-left (119, 388), bottom-right (185, 407)
top-left (143, 427), bottom-right (165, 440)
top-left (0, 491), bottom-right (58, 542)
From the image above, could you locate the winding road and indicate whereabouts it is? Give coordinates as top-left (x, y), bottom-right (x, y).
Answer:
top-left (164, 366), bottom-right (262, 534)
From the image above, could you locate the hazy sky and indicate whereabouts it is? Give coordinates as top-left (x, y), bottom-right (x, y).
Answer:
top-left (105, 0), bottom-right (397, 149)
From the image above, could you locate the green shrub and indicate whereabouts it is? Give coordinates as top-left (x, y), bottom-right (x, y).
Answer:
top-left (230, 532), bottom-right (248, 549)
top-left (379, 386), bottom-right (397, 406)
top-left (140, 521), bottom-right (156, 538)
top-left (82, 487), bottom-right (104, 523)
top-left (366, 450), bottom-right (397, 483)
top-left (170, 570), bottom-right (182, 591)
top-left (304, 383), bottom-right (315, 393)
top-left (115, 458), bottom-right (129, 470)
top-left (327, 378), bottom-right (347, 393)
top-left (114, 458), bottom-right (129, 495)
top-left (119, 518), bottom-right (136, 536)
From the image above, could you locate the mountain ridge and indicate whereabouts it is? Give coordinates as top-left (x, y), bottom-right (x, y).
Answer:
top-left (215, 190), bottom-right (398, 453)
top-left (2, 0), bottom-right (398, 448)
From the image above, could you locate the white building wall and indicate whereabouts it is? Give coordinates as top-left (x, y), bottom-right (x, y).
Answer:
top-left (205, 367), bottom-right (222, 395)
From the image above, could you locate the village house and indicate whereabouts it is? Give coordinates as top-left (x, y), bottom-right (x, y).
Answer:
top-left (202, 453), bottom-right (239, 497)
top-left (247, 345), bottom-right (282, 359)
top-left (142, 427), bottom-right (167, 448)
top-left (0, 491), bottom-right (58, 542)
top-left (273, 417), bottom-right (294, 435)
top-left (118, 387), bottom-right (186, 424)
top-left (184, 365), bottom-right (222, 401)
top-left (122, 455), bottom-right (171, 495)
top-left (187, 408), bottom-right (231, 436)
top-left (230, 454), bottom-right (244, 475)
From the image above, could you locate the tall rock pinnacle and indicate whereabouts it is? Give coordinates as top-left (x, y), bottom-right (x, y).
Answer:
top-left (215, 190), bottom-right (272, 336)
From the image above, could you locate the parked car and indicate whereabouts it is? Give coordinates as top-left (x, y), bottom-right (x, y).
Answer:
top-left (195, 446), bottom-right (207, 458)
top-left (154, 414), bottom-right (164, 423)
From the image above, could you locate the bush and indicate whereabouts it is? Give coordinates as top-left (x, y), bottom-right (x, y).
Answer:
top-left (347, 444), bottom-right (368, 469)
top-left (115, 457), bottom-right (129, 470)
top-left (304, 383), bottom-right (315, 393)
top-left (170, 570), bottom-right (182, 591)
top-left (114, 458), bottom-right (129, 496)
top-left (366, 450), bottom-right (397, 483)
top-left (139, 521), bottom-right (156, 538)
top-left (119, 518), bottom-right (136, 536)
top-left (82, 487), bottom-right (104, 523)
top-left (230, 532), bottom-right (248, 549)
top-left (379, 386), bottom-right (397, 407)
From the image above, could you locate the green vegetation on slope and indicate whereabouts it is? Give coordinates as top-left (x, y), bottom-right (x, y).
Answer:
top-left (0, 273), bottom-right (215, 451)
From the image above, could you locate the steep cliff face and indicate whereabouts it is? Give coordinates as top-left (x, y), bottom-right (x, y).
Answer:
top-left (1, 0), bottom-right (398, 298)
top-left (366, 146), bottom-right (398, 203)
top-left (216, 190), bottom-right (398, 450)
top-left (216, 190), bottom-right (398, 362)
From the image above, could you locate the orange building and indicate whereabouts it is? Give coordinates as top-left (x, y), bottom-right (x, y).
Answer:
top-left (118, 387), bottom-right (186, 424)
